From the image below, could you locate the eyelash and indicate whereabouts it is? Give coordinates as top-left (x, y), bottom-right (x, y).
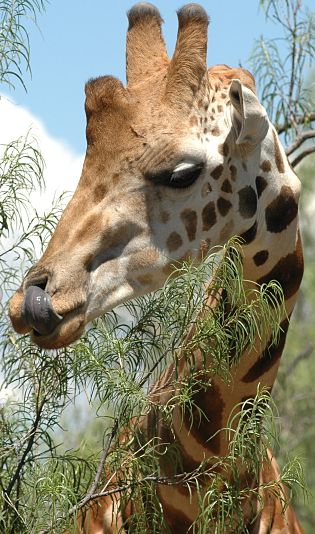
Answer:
top-left (146, 162), bottom-right (204, 189)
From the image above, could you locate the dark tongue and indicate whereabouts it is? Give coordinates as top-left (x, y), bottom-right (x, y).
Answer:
top-left (22, 286), bottom-right (63, 336)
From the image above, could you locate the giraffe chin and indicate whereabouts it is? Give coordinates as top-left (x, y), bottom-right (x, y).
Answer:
top-left (29, 311), bottom-right (86, 350)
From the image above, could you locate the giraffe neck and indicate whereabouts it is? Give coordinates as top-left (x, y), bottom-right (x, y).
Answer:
top-left (162, 222), bottom-right (302, 462)
top-left (143, 159), bottom-right (304, 529)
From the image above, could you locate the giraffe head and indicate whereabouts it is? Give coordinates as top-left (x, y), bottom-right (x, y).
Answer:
top-left (9, 3), bottom-right (277, 349)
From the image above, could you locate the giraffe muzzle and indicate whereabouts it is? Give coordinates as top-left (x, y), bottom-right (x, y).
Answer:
top-left (22, 286), bottom-right (63, 337)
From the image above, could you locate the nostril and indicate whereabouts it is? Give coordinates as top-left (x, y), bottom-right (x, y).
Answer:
top-left (34, 278), bottom-right (48, 291)
top-left (24, 276), bottom-right (48, 292)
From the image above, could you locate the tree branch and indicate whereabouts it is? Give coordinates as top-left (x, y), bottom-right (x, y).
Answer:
top-left (76, 420), bottom-right (118, 511)
top-left (290, 146), bottom-right (315, 167)
top-left (38, 469), bottom-right (202, 534)
top-left (4, 397), bottom-right (46, 499)
top-left (71, 469), bottom-right (201, 513)
top-left (286, 130), bottom-right (315, 156)
top-left (276, 111), bottom-right (315, 134)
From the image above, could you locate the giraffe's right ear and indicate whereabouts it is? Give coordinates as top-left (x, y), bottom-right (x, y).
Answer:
top-left (229, 79), bottom-right (269, 147)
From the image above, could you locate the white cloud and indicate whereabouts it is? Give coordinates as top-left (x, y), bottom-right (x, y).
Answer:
top-left (0, 96), bottom-right (85, 403)
top-left (0, 94), bottom-right (84, 212)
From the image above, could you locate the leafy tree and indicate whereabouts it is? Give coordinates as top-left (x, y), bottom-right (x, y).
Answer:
top-left (272, 151), bottom-right (315, 530)
top-left (0, 1), bottom-right (314, 533)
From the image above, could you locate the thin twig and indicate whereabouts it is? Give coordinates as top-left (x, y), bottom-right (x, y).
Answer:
top-left (276, 111), bottom-right (315, 134)
top-left (285, 130), bottom-right (315, 156)
top-left (285, 345), bottom-right (314, 378)
top-left (38, 422), bottom-right (119, 534)
top-left (290, 146), bottom-right (315, 167)
top-left (38, 469), bottom-right (202, 534)
top-left (76, 420), bottom-right (119, 511)
top-left (4, 397), bottom-right (46, 499)
top-left (71, 470), bottom-right (196, 512)
top-left (138, 345), bottom-right (172, 390)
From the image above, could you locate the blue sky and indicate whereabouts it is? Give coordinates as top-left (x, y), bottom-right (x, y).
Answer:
top-left (5, 0), bottom-right (314, 154)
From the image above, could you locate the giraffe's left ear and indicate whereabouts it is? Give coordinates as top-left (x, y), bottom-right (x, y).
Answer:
top-left (229, 79), bottom-right (269, 147)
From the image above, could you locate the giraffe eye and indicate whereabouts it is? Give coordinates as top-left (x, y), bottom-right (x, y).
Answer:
top-left (146, 161), bottom-right (204, 189)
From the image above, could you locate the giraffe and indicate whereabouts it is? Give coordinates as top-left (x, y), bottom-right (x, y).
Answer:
top-left (8, 3), bottom-right (304, 533)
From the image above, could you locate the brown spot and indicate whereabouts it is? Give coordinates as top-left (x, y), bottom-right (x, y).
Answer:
top-left (242, 320), bottom-right (289, 383)
top-left (256, 176), bottom-right (268, 198)
top-left (161, 211), bottom-right (170, 223)
top-left (260, 160), bottom-right (272, 173)
top-left (203, 127), bottom-right (208, 134)
top-left (93, 183), bottom-right (108, 202)
top-left (273, 130), bottom-right (285, 173)
top-left (146, 406), bottom-right (159, 440)
top-left (212, 126), bottom-right (221, 136)
top-left (202, 201), bottom-right (217, 231)
top-left (230, 165), bottom-right (237, 181)
top-left (189, 115), bottom-right (198, 127)
top-left (240, 220), bottom-right (257, 245)
top-left (180, 209), bottom-right (197, 242)
top-left (253, 250), bottom-right (269, 266)
top-left (221, 179), bottom-right (232, 193)
top-left (159, 500), bottom-right (192, 534)
top-left (265, 185), bottom-right (298, 233)
top-left (238, 186), bottom-right (257, 218)
top-left (183, 382), bottom-right (225, 454)
top-left (137, 274), bottom-right (153, 286)
top-left (257, 236), bottom-right (303, 300)
top-left (218, 104), bottom-right (223, 113)
top-left (162, 264), bottom-right (173, 276)
top-left (204, 103), bottom-right (209, 111)
top-left (211, 164), bottom-right (224, 180)
top-left (217, 197), bottom-right (232, 216)
top-left (178, 445), bottom-right (202, 474)
top-left (112, 173), bottom-right (120, 186)
top-left (218, 141), bottom-right (229, 157)
top-left (76, 214), bottom-right (102, 243)
top-left (166, 232), bottom-right (183, 252)
top-left (178, 250), bottom-right (192, 263)
top-left (198, 99), bottom-right (203, 108)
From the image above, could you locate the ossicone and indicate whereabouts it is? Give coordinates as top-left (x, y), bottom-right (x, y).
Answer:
top-left (126, 2), bottom-right (168, 86)
top-left (165, 3), bottom-right (209, 107)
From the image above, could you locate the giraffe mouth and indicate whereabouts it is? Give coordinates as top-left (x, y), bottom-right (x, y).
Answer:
top-left (28, 308), bottom-right (86, 349)
top-left (23, 286), bottom-right (64, 336)
top-left (27, 303), bottom-right (86, 349)
top-left (9, 286), bottom-right (86, 350)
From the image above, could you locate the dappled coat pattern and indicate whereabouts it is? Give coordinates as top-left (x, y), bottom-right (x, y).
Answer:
top-left (9, 3), bottom-right (304, 533)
